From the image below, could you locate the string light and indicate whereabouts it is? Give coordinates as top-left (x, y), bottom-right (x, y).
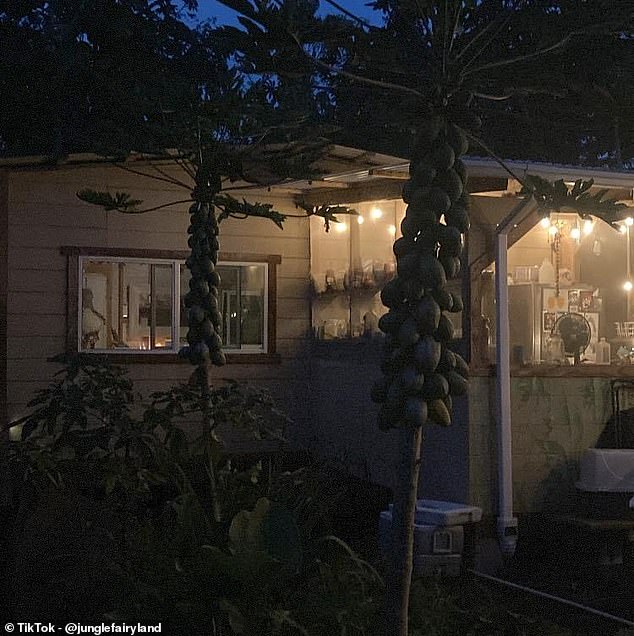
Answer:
top-left (540, 216), bottom-right (551, 229)
top-left (357, 215), bottom-right (364, 225)
top-left (387, 224), bottom-right (396, 236)
top-left (334, 222), bottom-right (348, 233)
top-left (583, 219), bottom-right (594, 235)
top-left (548, 225), bottom-right (559, 236)
top-left (624, 281), bottom-right (633, 292)
top-left (570, 226), bottom-right (581, 240)
top-left (620, 224), bottom-right (628, 235)
top-left (370, 207), bottom-right (383, 220)
top-left (626, 217), bottom-right (634, 226)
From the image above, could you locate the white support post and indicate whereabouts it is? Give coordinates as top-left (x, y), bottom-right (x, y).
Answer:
top-left (495, 230), bottom-right (518, 557)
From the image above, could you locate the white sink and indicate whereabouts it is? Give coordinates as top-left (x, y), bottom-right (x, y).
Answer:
top-left (577, 449), bottom-right (634, 492)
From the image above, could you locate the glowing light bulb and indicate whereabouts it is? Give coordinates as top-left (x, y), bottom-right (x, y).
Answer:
top-left (387, 224), bottom-right (396, 236)
top-left (357, 215), bottom-right (364, 225)
top-left (570, 227), bottom-right (581, 240)
top-left (583, 219), bottom-right (594, 235)
top-left (626, 217), bottom-right (633, 226)
top-left (370, 207), bottom-right (383, 220)
top-left (624, 280), bottom-right (633, 292)
top-left (620, 224), bottom-right (628, 235)
top-left (548, 225), bottom-right (559, 236)
top-left (540, 216), bottom-right (551, 229)
top-left (334, 222), bottom-right (348, 233)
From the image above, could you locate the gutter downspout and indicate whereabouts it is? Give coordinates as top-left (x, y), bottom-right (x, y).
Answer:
top-left (494, 197), bottom-right (536, 558)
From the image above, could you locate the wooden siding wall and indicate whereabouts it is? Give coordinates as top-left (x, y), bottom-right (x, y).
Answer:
top-left (5, 165), bottom-right (313, 442)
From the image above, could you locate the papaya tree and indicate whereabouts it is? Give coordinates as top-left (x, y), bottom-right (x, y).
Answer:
top-left (47, 2), bottom-right (356, 523)
top-left (216, 1), bottom-right (633, 633)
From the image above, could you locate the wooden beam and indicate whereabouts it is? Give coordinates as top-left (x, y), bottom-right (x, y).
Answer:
top-left (296, 179), bottom-right (405, 206)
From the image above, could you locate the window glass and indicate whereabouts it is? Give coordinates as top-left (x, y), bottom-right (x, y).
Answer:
top-left (81, 260), bottom-right (172, 351)
top-left (179, 262), bottom-right (267, 352)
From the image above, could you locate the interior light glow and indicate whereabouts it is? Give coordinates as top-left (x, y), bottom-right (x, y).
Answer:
top-left (357, 215), bottom-right (365, 225)
top-left (548, 225), bottom-right (559, 236)
top-left (334, 222), bottom-right (348, 233)
top-left (570, 227), bottom-right (581, 240)
top-left (620, 224), bottom-right (628, 235)
top-left (370, 207), bottom-right (383, 220)
top-left (626, 217), bottom-right (634, 226)
top-left (583, 219), bottom-right (594, 235)
top-left (387, 224), bottom-right (396, 236)
top-left (624, 281), bottom-right (633, 292)
top-left (540, 216), bottom-right (551, 229)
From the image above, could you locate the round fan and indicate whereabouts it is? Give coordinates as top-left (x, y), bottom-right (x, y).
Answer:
top-left (552, 312), bottom-right (591, 365)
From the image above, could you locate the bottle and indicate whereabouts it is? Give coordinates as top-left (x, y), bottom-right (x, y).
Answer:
top-left (596, 337), bottom-right (611, 365)
top-left (538, 258), bottom-right (555, 284)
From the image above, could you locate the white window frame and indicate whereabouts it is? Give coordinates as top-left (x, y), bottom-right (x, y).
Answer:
top-left (78, 255), bottom-right (269, 355)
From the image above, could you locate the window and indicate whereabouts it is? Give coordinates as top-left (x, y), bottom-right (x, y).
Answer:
top-left (63, 248), bottom-right (280, 361)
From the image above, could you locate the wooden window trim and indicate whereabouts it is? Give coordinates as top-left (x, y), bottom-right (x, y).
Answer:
top-left (62, 246), bottom-right (281, 364)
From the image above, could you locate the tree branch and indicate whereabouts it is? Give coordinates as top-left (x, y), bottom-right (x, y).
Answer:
top-left (322, 0), bottom-right (373, 30)
top-left (113, 163), bottom-right (192, 190)
top-left (290, 32), bottom-right (426, 99)
top-left (457, 125), bottom-right (528, 187)
top-left (109, 199), bottom-right (193, 214)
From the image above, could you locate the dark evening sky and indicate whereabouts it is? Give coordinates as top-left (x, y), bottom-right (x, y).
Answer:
top-left (195, 1), bottom-right (382, 26)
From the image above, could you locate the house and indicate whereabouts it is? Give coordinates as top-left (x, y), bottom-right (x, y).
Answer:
top-left (2, 146), bottom-right (633, 531)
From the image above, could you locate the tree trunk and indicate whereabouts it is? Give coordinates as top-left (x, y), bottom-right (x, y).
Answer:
top-left (198, 361), bottom-right (222, 523)
top-left (385, 425), bottom-right (423, 636)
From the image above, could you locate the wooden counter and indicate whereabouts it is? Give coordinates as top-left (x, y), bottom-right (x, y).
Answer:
top-left (471, 363), bottom-right (634, 378)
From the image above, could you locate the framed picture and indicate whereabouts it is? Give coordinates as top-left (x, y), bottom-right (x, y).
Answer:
top-left (568, 289), bottom-right (580, 311)
top-left (543, 312), bottom-right (557, 332)
top-left (579, 291), bottom-right (593, 312)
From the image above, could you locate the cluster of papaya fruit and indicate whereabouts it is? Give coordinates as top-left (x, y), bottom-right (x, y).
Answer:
top-left (179, 201), bottom-right (226, 367)
top-left (372, 113), bottom-right (478, 429)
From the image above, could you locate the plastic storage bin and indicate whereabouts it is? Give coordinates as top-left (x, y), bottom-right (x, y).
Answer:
top-left (388, 499), bottom-right (483, 526)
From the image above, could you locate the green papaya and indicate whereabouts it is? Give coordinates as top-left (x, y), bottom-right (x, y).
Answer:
top-left (393, 237), bottom-right (416, 258)
top-left (454, 353), bottom-right (469, 378)
top-left (199, 319), bottom-right (215, 339)
top-left (402, 180), bottom-right (415, 204)
top-left (407, 203), bottom-right (438, 227)
top-left (437, 348), bottom-right (456, 373)
top-left (381, 278), bottom-right (405, 309)
top-left (397, 252), bottom-right (421, 279)
top-left (440, 255), bottom-right (461, 279)
top-left (413, 296), bottom-right (441, 334)
top-left (434, 169), bottom-right (464, 203)
top-left (400, 214), bottom-right (420, 239)
top-left (409, 162), bottom-right (437, 187)
top-left (432, 287), bottom-right (454, 311)
top-left (398, 316), bottom-right (420, 347)
top-left (378, 310), bottom-right (407, 335)
top-left (435, 314), bottom-right (455, 341)
top-left (429, 399), bottom-right (451, 426)
top-left (421, 373), bottom-right (450, 400)
top-left (404, 278), bottom-right (425, 302)
top-left (447, 124), bottom-right (469, 157)
top-left (413, 335), bottom-right (441, 373)
top-left (454, 159), bottom-right (467, 183)
top-left (444, 206), bottom-right (470, 233)
top-left (404, 396), bottom-right (428, 427)
top-left (437, 225), bottom-right (463, 257)
top-left (418, 254), bottom-right (447, 288)
top-left (446, 370), bottom-right (468, 396)
top-left (444, 394), bottom-right (453, 414)
top-left (431, 143), bottom-right (455, 170)
top-left (211, 350), bottom-right (226, 366)
top-left (449, 293), bottom-right (464, 313)
top-left (398, 366), bottom-right (425, 394)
